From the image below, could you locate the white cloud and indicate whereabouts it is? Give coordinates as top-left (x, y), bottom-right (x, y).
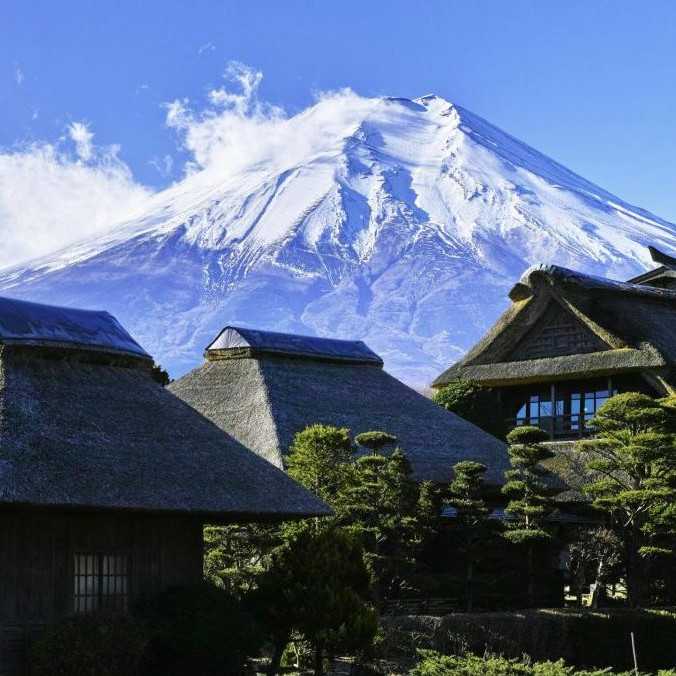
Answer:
top-left (0, 129), bottom-right (151, 270)
top-left (68, 122), bottom-right (95, 161)
top-left (14, 66), bottom-right (24, 86)
top-left (165, 61), bottom-right (377, 180)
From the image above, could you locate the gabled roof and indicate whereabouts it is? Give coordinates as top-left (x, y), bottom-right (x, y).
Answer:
top-left (171, 330), bottom-right (509, 485)
top-left (206, 326), bottom-right (383, 365)
top-left (433, 263), bottom-right (676, 388)
top-left (626, 246), bottom-right (676, 287)
top-left (0, 315), bottom-right (329, 519)
top-left (0, 295), bottom-right (149, 359)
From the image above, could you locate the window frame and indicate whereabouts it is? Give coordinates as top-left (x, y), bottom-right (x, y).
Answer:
top-left (73, 551), bottom-right (130, 614)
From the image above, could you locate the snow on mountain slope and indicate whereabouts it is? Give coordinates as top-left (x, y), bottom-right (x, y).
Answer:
top-left (1, 94), bottom-right (675, 386)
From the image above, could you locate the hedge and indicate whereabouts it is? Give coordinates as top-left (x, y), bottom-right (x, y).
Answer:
top-left (380, 608), bottom-right (676, 672)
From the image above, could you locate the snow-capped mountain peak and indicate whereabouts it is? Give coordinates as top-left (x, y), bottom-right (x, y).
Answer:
top-left (1, 94), bottom-right (674, 385)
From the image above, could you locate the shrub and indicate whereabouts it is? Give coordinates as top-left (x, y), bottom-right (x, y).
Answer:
top-left (433, 380), bottom-right (504, 438)
top-left (381, 609), bottom-right (676, 672)
top-left (411, 651), bottom-right (643, 676)
top-left (136, 582), bottom-right (262, 675)
top-left (31, 611), bottom-right (147, 676)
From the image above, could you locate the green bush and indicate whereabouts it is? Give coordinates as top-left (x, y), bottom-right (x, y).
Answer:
top-left (433, 380), bottom-right (504, 438)
top-left (31, 612), bottom-right (147, 676)
top-left (381, 609), bottom-right (676, 672)
top-left (136, 583), bottom-right (262, 675)
top-left (410, 651), bottom-right (651, 676)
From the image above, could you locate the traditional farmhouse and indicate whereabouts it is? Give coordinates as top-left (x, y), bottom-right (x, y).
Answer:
top-left (169, 326), bottom-right (508, 485)
top-left (0, 298), bottom-right (328, 675)
top-left (433, 248), bottom-right (676, 440)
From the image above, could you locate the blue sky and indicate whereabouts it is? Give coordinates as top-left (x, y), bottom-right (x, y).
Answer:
top-left (2, 0), bottom-right (676, 230)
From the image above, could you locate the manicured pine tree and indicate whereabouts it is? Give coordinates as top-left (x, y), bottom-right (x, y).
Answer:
top-left (502, 425), bottom-right (556, 607)
top-left (448, 460), bottom-right (491, 611)
top-left (577, 392), bottom-right (676, 607)
top-left (251, 526), bottom-right (377, 676)
top-left (355, 430), bottom-right (398, 455)
top-left (342, 445), bottom-right (433, 603)
top-left (286, 424), bottom-right (356, 528)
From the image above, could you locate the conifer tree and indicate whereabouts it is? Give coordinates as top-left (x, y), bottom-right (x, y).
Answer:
top-left (448, 461), bottom-right (491, 611)
top-left (502, 425), bottom-right (556, 607)
top-left (286, 424), bottom-right (356, 531)
top-left (355, 430), bottom-right (397, 454)
top-left (252, 527), bottom-right (377, 676)
top-left (342, 446), bottom-right (434, 602)
top-left (577, 392), bottom-right (676, 607)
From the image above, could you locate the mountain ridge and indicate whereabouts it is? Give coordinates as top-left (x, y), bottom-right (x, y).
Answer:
top-left (1, 94), bottom-right (674, 385)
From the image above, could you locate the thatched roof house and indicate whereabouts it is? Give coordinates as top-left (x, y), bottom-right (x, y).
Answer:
top-left (433, 250), bottom-right (676, 440)
top-left (0, 297), bottom-right (328, 519)
top-left (0, 298), bottom-right (327, 674)
top-left (169, 326), bottom-right (508, 485)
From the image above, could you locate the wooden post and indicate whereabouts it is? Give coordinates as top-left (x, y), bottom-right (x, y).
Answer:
top-left (550, 383), bottom-right (556, 440)
top-left (630, 631), bottom-right (638, 676)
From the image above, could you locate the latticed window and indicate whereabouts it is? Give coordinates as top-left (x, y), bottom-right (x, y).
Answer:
top-left (73, 553), bottom-right (129, 613)
top-left (512, 379), bottom-right (617, 439)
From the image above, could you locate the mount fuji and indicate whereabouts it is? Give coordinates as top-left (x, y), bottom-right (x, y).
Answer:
top-left (1, 94), bottom-right (675, 386)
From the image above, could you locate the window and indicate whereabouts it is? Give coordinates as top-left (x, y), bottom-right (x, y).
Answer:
top-left (511, 379), bottom-right (617, 439)
top-left (74, 553), bottom-right (129, 613)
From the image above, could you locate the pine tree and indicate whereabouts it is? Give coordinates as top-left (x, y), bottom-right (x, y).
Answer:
top-left (448, 461), bottom-right (491, 611)
top-left (286, 424), bottom-right (356, 532)
top-left (355, 430), bottom-right (397, 454)
top-left (251, 527), bottom-right (377, 676)
top-left (342, 446), bottom-right (433, 602)
top-left (577, 392), bottom-right (676, 607)
top-left (502, 425), bottom-right (556, 607)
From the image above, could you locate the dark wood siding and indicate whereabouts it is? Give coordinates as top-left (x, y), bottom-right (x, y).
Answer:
top-left (0, 510), bottom-right (203, 676)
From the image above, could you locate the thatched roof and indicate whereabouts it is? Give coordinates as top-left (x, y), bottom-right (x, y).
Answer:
top-left (0, 303), bottom-right (329, 520)
top-left (207, 326), bottom-right (383, 365)
top-left (433, 264), bottom-right (676, 389)
top-left (627, 246), bottom-right (676, 289)
top-left (0, 295), bottom-right (149, 359)
top-left (169, 328), bottom-right (509, 485)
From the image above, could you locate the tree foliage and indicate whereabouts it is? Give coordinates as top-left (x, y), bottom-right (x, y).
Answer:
top-left (576, 392), bottom-right (676, 606)
top-left (203, 523), bottom-right (282, 595)
top-left (341, 447), bottom-right (440, 601)
top-left (252, 527), bottom-right (377, 676)
top-left (286, 424), bottom-right (354, 508)
top-left (503, 425), bottom-right (557, 606)
top-left (448, 460), bottom-right (492, 610)
top-left (355, 430), bottom-right (397, 453)
top-left (433, 379), bottom-right (504, 438)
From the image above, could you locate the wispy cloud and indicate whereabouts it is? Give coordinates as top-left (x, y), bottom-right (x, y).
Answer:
top-left (0, 124), bottom-right (150, 269)
top-left (14, 65), bottom-right (24, 86)
top-left (165, 61), bottom-right (377, 179)
top-left (68, 121), bottom-right (94, 161)
top-left (197, 41), bottom-right (215, 55)
top-left (149, 154), bottom-right (174, 178)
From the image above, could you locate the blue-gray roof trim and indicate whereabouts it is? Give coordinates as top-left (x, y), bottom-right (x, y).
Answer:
top-left (0, 296), bottom-right (150, 359)
top-left (207, 326), bottom-right (383, 365)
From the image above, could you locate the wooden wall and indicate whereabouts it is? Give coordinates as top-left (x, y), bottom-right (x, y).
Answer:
top-left (0, 509), bottom-right (203, 676)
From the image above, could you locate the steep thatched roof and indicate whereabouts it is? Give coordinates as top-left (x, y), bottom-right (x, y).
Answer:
top-left (0, 303), bottom-right (329, 520)
top-left (169, 328), bottom-right (509, 485)
top-left (433, 264), bottom-right (676, 389)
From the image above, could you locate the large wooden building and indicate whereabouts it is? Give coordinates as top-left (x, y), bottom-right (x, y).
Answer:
top-left (433, 247), bottom-right (676, 440)
top-left (0, 297), bottom-right (328, 675)
top-left (169, 326), bottom-right (508, 485)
